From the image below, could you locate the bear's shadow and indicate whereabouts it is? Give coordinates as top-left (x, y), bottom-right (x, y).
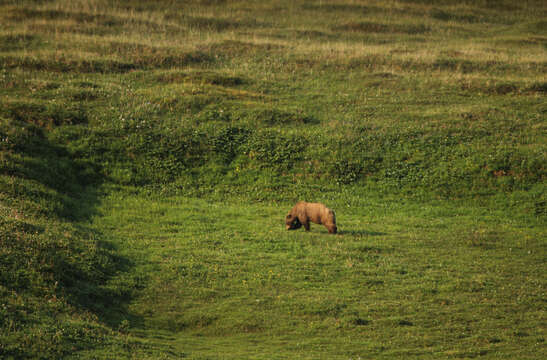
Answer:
top-left (338, 229), bottom-right (386, 236)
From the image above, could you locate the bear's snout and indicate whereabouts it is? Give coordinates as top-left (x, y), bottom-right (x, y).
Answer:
top-left (286, 218), bottom-right (301, 230)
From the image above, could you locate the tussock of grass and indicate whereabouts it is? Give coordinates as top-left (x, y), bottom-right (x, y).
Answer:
top-left (0, 33), bottom-right (43, 51)
top-left (0, 49), bottom-right (213, 73)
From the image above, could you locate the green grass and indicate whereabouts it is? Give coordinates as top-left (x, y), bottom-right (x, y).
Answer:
top-left (81, 189), bottom-right (544, 359)
top-left (1, 0), bottom-right (545, 358)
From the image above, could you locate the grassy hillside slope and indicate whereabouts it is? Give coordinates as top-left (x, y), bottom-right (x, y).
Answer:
top-left (1, 0), bottom-right (545, 358)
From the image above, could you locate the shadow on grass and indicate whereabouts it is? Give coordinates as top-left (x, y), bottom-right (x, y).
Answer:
top-left (338, 229), bottom-right (387, 236)
top-left (1, 118), bottom-right (143, 329)
top-left (61, 227), bottom-right (145, 329)
top-left (53, 182), bottom-right (145, 330)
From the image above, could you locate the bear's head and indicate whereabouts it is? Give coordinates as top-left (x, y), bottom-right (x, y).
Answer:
top-left (285, 214), bottom-right (302, 230)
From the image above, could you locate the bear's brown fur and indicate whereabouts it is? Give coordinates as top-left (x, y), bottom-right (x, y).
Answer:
top-left (285, 201), bottom-right (337, 234)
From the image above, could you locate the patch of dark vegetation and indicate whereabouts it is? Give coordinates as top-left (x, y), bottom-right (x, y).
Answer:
top-left (105, 41), bottom-right (168, 57)
top-left (5, 8), bottom-right (99, 22)
top-left (240, 107), bottom-right (318, 126)
top-left (334, 21), bottom-right (430, 35)
top-left (26, 23), bottom-right (120, 37)
top-left (498, 37), bottom-right (547, 47)
top-left (117, 0), bottom-right (225, 11)
top-left (204, 40), bottom-right (283, 58)
top-left (533, 200), bottom-right (546, 217)
top-left (430, 58), bottom-right (527, 74)
top-left (430, 8), bottom-right (514, 24)
top-left (433, 58), bottom-right (480, 72)
top-left (156, 70), bottom-right (246, 87)
top-left (491, 83), bottom-right (519, 95)
top-left (352, 318), bottom-right (371, 326)
top-left (0, 51), bottom-right (212, 73)
top-left (527, 81), bottom-right (547, 93)
top-left (482, 0), bottom-right (522, 11)
top-left (355, 245), bottom-right (386, 254)
top-left (398, 319), bottom-right (414, 326)
top-left (144, 52), bottom-right (213, 69)
top-left (527, 21), bottom-right (547, 35)
top-left (342, 54), bottom-right (527, 75)
top-left (301, 3), bottom-right (381, 14)
top-left (70, 90), bottom-right (99, 101)
top-left (33, 80), bottom-right (61, 90)
top-left (104, 42), bottom-right (213, 69)
top-left (430, 9), bottom-right (481, 23)
top-left (6, 7), bottom-right (165, 28)
top-left (397, 0), bottom-right (522, 11)
top-left (196, 0), bottom-right (228, 5)
top-left (293, 30), bottom-right (340, 41)
top-left (2, 100), bottom-right (87, 127)
top-left (365, 71), bottom-right (402, 88)
top-left (459, 80), bottom-right (522, 95)
top-left (371, 72), bottom-right (401, 79)
top-left (164, 14), bottom-right (263, 32)
top-left (75, 81), bottom-right (100, 89)
top-left (0, 33), bottom-right (43, 51)
top-left (0, 55), bottom-right (136, 73)
top-left (459, 79), bottom-right (547, 95)
top-left (5, 8), bottom-right (183, 37)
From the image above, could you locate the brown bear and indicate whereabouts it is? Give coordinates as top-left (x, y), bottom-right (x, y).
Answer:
top-left (285, 201), bottom-right (337, 234)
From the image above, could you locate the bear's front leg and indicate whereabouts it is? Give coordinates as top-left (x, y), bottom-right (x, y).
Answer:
top-left (297, 215), bottom-right (310, 231)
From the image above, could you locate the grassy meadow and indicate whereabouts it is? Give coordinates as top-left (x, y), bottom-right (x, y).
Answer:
top-left (0, 0), bottom-right (545, 358)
